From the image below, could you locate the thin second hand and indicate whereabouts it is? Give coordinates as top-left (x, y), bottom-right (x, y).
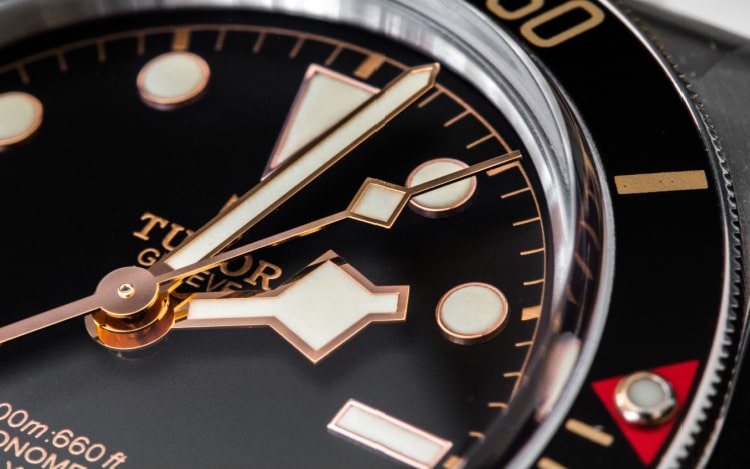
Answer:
top-left (0, 295), bottom-right (101, 345)
top-left (154, 150), bottom-right (522, 288)
top-left (0, 151), bottom-right (522, 345)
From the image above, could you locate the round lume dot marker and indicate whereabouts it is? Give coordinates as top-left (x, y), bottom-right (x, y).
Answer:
top-left (437, 283), bottom-right (508, 344)
top-left (137, 52), bottom-right (210, 108)
top-left (406, 158), bottom-right (476, 217)
top-left (0, 91), bottom-right (43, 147)
top-left (615, 371), bottom-right (677, 425)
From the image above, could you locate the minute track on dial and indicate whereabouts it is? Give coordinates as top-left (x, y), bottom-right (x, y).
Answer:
top-left (0, 6), bottom-right (562, 469)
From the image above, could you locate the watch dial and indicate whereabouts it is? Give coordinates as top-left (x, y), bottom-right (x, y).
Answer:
top-left (0, 1), bottom-right (740, 468)
top-left (0, 8), bottom-right (559, 468)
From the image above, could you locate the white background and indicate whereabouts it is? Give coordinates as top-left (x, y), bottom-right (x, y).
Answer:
top-left (632, 0), bottom-right (750, 39)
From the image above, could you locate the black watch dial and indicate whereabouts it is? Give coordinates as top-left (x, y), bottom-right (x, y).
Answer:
top-left (0, 1), bottom-right (740, 468)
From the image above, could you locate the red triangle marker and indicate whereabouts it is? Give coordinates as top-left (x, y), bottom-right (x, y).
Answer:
top-left (591, 360), bottom-right (699, 466)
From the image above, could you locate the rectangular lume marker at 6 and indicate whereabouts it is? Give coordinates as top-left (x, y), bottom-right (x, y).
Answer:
top-left (328, 400), bottom-right (452, 469)
top-left (614, 170), bottom-right (708, 194)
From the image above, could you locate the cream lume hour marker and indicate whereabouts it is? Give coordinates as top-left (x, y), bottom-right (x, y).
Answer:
top-left (264, 64), bottom-right (378, 176)
top-left (0, 91), bottom-right (43, 147)
top-left (328, 399), bottom-right (452, 469)
top-left (406, 159), bottom-right (476, 217)
top-left (437, 283), bottom-right (509, 344)
top-left (137, 51), bottom-right (210, 108)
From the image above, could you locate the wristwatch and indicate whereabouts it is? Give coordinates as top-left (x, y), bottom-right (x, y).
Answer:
top-left (0, 1), bottom-right (747, 468)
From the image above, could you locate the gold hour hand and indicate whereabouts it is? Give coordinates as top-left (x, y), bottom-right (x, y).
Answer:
top-left (175, 251), bottom-right (409, 364)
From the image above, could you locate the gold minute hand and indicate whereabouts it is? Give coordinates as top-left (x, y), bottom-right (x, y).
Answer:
top-left (151, 63), bottom-right (440, 274)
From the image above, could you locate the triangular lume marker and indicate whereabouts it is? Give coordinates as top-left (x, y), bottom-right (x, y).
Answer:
top-left (264, 64), bottom-right (379, 177)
